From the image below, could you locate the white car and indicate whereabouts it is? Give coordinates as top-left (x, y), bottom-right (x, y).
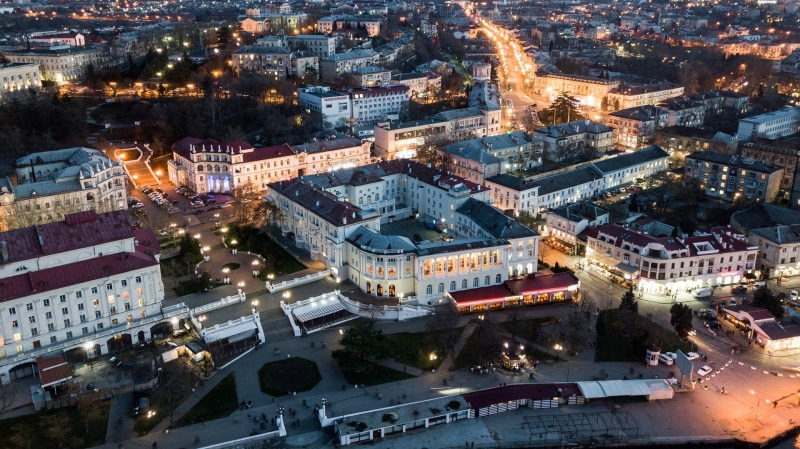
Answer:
top-left (686, 352), bottom-right (700, 360)
top-left (697, 365), bottom-right (712, 376)
top-left (658, 354), bottom-right (674, 366)
top-left (791, 291), bottom-right (799, 300)
top-left (664, 352), bottom-right (677, 361)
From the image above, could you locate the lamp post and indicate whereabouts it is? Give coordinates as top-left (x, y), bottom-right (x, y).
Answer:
top-left (336, 277), bottom-right (341, 293)
top-left (554, 343), bottom-right (563, 360)
top-left (429, 352), bottom-right (437, 372)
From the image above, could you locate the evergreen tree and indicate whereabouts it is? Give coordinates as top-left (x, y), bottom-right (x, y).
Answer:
top-left (619, 285), bottom-right (638, 313)
top-left (628, 192), bottom-right (639, 212)
top-left (601, 96), bottom-right (609, 112)
top-left (546, 92), bottom-right (585, 124)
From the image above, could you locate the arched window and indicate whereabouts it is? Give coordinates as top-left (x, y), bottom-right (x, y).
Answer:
top-left (206, 164), bottom-right (212, 172)
top-left (198, 165), bottom-right (204, 171)
top-left (215, 165), bottom-right (220, 172)
top-left (426, 285), bottom-right (433, 295)
top-left (437, 283), bottom-right (444, 293)
top-left (473, 278), bottom-right (479, 288)
top-left (496, 274), bottom-right (502, 284)
top-left (449, 281), bottom-right (456, 291)
top-left (484, 276), bottom-right (490, 286)
top-left (86, 193), bottom-right (94, 200)
top-left (461, 279), bottom-right (467, 289)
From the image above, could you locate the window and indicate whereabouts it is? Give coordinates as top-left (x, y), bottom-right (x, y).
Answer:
top-left (28, 316), bottom-right (36, 324)
top-left (78, 303), bottom-right (84, 311)
top-left (50, 336), bottom-right (57, 343)
top-left (47, 322), bottom-right (55, 331)
top-left (473, 278), bottom-right (479, 288)
top-left (484, 276), bottom-right (490, 286)
top-left (450, 281), bottom-right (456, 291)
top-left (437, 283), bottom-right (444, 294)
top-left (110, 307), bottom-right (116, 314)
top-left (82, 327), bottom-right (89, 335)
top-left (136, 288), bottom-right (143, 296)
top-left (62, 307), bottom-right (68, 315)
top-left (80, 315), bottom-right (86, 323)
top-left (8, 307), bottom-right (15, 315)
top-left (496, 274), bottom-right (502, 284)
top-left (66, 331), bottom-right (73, 339)
top-left (135, 276), bottom-right (142, 283)
top-left (97, 323), bottom-right (104, 330)
top-left (26, 303), bottom-right (33, 311)
top-left (45, 312), bottom-right (52, 319)
top-left (106, 283), bottom-right (113, 291)
top-left (31, 328), bottom-right (38, 336)
top-left (76, 291), bottom-right (82, 299)
top-left (462, 279), bottom-right (467, 289)
top-left (95, 311), bottom-right (102, 319)
top-left (426, 285), bottom-right (433, 295)
top-left (93, 299), bottom-right (99, 307)
top-left (64, 319), bottom-right (70, 327)
top-left (11, 320), bottom-right (18, 328)
top-left (43, 299), bottom-right (51, 307)
top-left (91, 287), bottom-right (98, 294)
top-left (108, 295), bottom-right (115, 304)
top-left (121, 280), bottom-right (128, 287)
top-left (59, 295), bottom-right (66, 303)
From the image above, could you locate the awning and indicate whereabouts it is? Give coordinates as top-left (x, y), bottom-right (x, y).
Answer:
top-left (589, 252), bottom-right (619, 267)
top-left (294, 301), bottom-right (346, 323)
top-left (744, 272), bottom-right (757, 280)
top-left (548, 237), bottom-right (575, 249)
top-left (616, 262), bottom-right (639, 274)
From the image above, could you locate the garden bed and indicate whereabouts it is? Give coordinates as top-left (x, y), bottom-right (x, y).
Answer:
top-left (382, 331), bottom-right (448, 371)
top-left (339, 361), bottom-right (415, 387)
top-left (258, 357), bottom-right (322, 397)
top-left (596, 309), bottom-right (692, 362)
top-left (175, 373), bottom-right (238, 427)
top-left (0, 400), bottom-right (110, 449)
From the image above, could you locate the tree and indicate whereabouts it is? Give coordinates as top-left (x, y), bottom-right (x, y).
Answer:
top-left (178, 233), bottom-right (203, 274)
top-left (575, 291), bottom-right (596, 314)
top-left (332, 322), bottom-right (390, 374)
top-left (628, 192), bottom-right (640, 213)
top-left (619, 286), bottom-right (638, 313)
top-left (544, 92), bottom-right (585, 125)
top-left (601, 96), bottom-right (609, 112)
top-left (231, 180), bottom-right (268, 227)
top-left (43, 411), bottom-right (73, 448)
top-left (159, 357), bottom-right (198, 428)
top-left (216, 26), bottom-right (232, 46)
top-left (559, 312), bottom-right (591, 354)
top-left (0, 378), bottom-right (17, 415)
top-left (428, 302), bottom-right (462, 362)
top-left (752, 285), bottom-right (784, 317)
top-left (10, 422), bottom-right (37, 449)
top-left (470, 314), bottom-right (502, 364)
top-left (669, 303), bottom-right (694, 338)
top-left (504, 306), bottom-right (528, 344)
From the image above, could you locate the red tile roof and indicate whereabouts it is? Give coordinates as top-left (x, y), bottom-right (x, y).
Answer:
top-left (0, 247), bottom-right (159, 302)
top-left (462, 383), bottom-right (562, 409)
top-left (242, 144), bottom-right (294, 163)
top-left (505, 272), bottom-right (580, 296)
top-left (449, 284), bottom-right (512, 305)
top-left (37, 355), bottom-right (72, 388)
top-left (0, 210), bottom-right (134, 264)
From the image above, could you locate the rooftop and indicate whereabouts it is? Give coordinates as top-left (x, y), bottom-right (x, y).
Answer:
top-left (731, 203), bottom-right (800, 231)
top-left (549, 200), bottom-right (608, 223)
top-left (592, 146), bottom-right (669, 174)
top-left (739, 107), bottom-right (800, 125)
top-left (535, 166), bottom-right (604, 196)
top-left (686, 151), bottom-right (783, 174)
top-left (456, 198), bottom-right (539, 240)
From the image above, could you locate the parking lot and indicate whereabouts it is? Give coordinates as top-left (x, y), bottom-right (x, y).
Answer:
top-left (128, 182), bottom-right (233, 229)
top-left (380, 218), bottom-right (449, 243)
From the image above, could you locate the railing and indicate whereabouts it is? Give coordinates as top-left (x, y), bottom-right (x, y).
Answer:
top-left (266, 271), bottom-right (328, 293)
top-left (197, 425), bottom-right (284, 448)
top-left (191, 290), bottom-right (246, 315)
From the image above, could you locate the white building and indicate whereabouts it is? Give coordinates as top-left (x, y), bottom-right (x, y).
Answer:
top-left (582, 223), bottom-right (758, 294)
top-left (349, 85), bottom-right (409, 124)
top-left (320, 50), bottom-right (381, 82)
top-left (298, 86), bottom-right (353, 128)
top-left (168, 134), bottom-right (371, 193)
top-left (317, 15), bottom-right (383, 37)
top-left (544, 200), bottom-right (609, 254)
top-left (533, 120), bottom-right (615, 159)
top-left (285, 35), bottom-right (337, 58)
top-left (0, 62), bottom-right (41, 101)
top-left (0, 210), bottom-right (165, 384)
top-left (0, 148), bottom-right (128, 232)
top-left (737, 107), bottom-right (800, 141)
top-left (5, 45), bottom-right (112, 83)
top-left (29, 32), bottom-right (85, 47)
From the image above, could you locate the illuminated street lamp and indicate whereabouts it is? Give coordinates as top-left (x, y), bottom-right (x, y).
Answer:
top-left (554, 343), bottom-right (563, 360)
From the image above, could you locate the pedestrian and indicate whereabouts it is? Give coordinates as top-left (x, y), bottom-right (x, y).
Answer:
top-left (472, 442), bottom-right (474, 449)
top-left (466, 442), bottom-right (469, 448)
top-left (774, 401), bottom-right (778, 408)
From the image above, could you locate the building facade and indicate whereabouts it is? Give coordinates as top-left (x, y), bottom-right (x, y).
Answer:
top-left (0, 63), bottom-right (41, 101)
top-left (684, 152), bottom-right (783, 202)
top-left (0, 211), bottom-right (164, 383)
top-left (737, 107), bottom-right (800, 141)
top-left (5, 45), bottom-right (112, 82)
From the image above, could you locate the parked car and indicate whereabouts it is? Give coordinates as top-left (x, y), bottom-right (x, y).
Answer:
top-left (791, 290), bottom-right (799, 300)
top-left (664, 352), bottom-right (677, 360)
top-left (731, 285), bottom-right (747, 294)
top-left (109, 356), bottom-right (123, 367)
top-left (697, 365), bottom-right (712, 376)
top-left (728, 299), bottom-right (737, 306)
top-left (686, 352), bottom-right (700, 360)
top-left (693, 288), bottom-right (712, 298)
top-left (705, 320), bottom-right (721, 329)
top-left (658, 354), bottom-right (674, 365)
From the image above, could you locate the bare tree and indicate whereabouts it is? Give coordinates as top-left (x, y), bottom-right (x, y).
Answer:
top-left (10, 422), bottom-right (37, 449)
top-left (427, 302), bottom-right (462, 362)
top-left (559, 311), bottom-right (592, 355)
top-left (504, 306), bottom-right (528, 344)
top-left (0, 380), bottom-right (18, 415)
top-left (470, 314), bottom-right (502, 365)
top-left (159, 357), bottom-right (199, 428)
top-left (574, 291), bottom-right (596, 314)
top-left (231, 180), bottom-right (267, 227)
top-left (43, 411), bottom-right (75, 448)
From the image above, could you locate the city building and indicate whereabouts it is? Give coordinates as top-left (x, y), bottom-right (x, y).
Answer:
top-left (298, 86), bottom-right (352, 128)
top-left (0, 148), bottom-right (128, 232)
top-left (0, 210), bottom-right (164, 383)
top-left (317, 15), bottom-right (383, 37)
top-left (448, 272), bottom-right (581, 313)
top-left (737, 107), bottom-right (800, 141)
top-left (168, 133), bottom-right (370, 193)
top-left (722, 306), bottom-right (800, 351)
top-left (581, 223), bottom-right (759, 294)
top-left (658, 97), bottom-right (707, 128)
top-left (373, 118), bottom-right (449, 160)
top-left (544, 201), bottom-right (609, 254)
top-left (350, 66), bottom-right (392, 88)
top-left (434, 107), bottom-right (498, 140)
top-left (440, 132), bottom-right (544, 184)
top-left (285, 35), bottom-right (337, 58)
top-left (655, 127), bottom-right (738, 156)
top-left (28, 32), bottom-right (85, 47)
top-left (738, 140), bottom-right (798, 198)
top-left (390, 72), bottom-right (430, 98)
top-left (533, 73), bottom-right (618, 108)
top-left (0, 62), bottom-right (41, 101)
top-left (607, 82), bottom-right (684, 110)
top-left (231, 46), bottom-right (292, 78)
top-left (484, 174), bottom-right (540, 214)
top-left (607, 105), bottom-right (667, 150)
top-left (684, 152), bottom-right (783, 202)
top-left (593, 145), bottom-right (670, 190)
top-left (349, 85), bottom-right (409, 125)
top-left (533, 120), bottom-right (614, 160)
top-left (5, 45), bottom-right (113, 83)
top-left (533, 166), bottom-right (606, 213)
top-left (320, 50), bottom-right (381, 82)
top-left (748, 224), bottom-right (800, 279)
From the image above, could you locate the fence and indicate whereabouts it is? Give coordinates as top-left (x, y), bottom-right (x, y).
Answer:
top-left (191, 291), bottom-right (246, 315)
top-left (197, 428), bottom-right (284, 449)
top-left (266, 271), bottom-right (327, 293)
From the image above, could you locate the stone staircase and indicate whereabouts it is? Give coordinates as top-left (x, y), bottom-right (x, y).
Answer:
top-left (261, 308), bottom-right (296, 343)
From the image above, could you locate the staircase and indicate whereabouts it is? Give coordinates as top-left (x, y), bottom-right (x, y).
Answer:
top-left (261, 308), bottom-right (296, 343)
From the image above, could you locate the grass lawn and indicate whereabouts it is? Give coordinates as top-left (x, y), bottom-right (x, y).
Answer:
top-left (499, 317), bottom-right (553, 345)
top-left (135, 358), bottom-right (199, 435)
top-left (382, 331), bottom-right (448, 371)
top-left (340, 361), bottom-right (415, 387)
top-left (596, 309), bottom-right (693, 362)
top-left (258, 357), bottom-right (322, 397)
top-left (174, 373), bottom-right (238, 427)
top-left (0, 400), bottom-right (110, 449)
top-left (173, 281), bottom-right (224, 297)
top-left (452, 330), bottom-right (498, 370)
top-left (224, 225), bottom-right (305, 277)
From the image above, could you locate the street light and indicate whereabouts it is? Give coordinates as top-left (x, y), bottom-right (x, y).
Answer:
top-left (554, 343), bottom-right (563, 360)
top-left (429, 352), bottom-right (437, 371)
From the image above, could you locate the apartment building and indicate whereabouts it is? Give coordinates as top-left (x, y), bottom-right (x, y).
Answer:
top-left (440, 132), bottom-right (544, 184)
top-left (5, 44), bottom-right (112, 82)
top-left (748, 225), bottom-right (800, 279)
top-left (533, 120), bottom-right (615, 159)
top-left (0, 210), bottom-right (164, 383)
top-left (231, 46), bottom-right (292, 78)
top-left (581, 223), bottom-right (759, 294)
top-left (544, 200), bottom-right (609, 254)
top-left (607, 82), bottom-right (684, 110)
top-left (298, 86), bottom-right (352, 128)
top-left (658, 97), bottom-right (707, 127)
top-left (351, 66), bottom-right (392, 88)
top-left (390, 72), bottom-right (429, 97)
top-left (320, 50), bottom-right (381, 82)
top-left (0, 63), bottom-right (41, 101)
top-left (533, 73), bottom-right (618, 108)
top-left (484, 174), bottom-right (540, 214)
top-left (739, 140), bottom-right (800, 205)
top-left (685, 152), bottom-right (783, 202)
top-left (290, 52), bottom-right (319, 78)
top-left (373, 118), bottom-right (449, 160)
top-left (607, 105), bottom-right (667, 150)
top-left (655, 127), bottom-right (738, 156)
top-left (737, 107), bottom-right (800, 141)
top-left (594, 145), bottom-right (670, 189)
top-left (317, 15), bottom-right (383, 37)
top-left (349, 85), bottom-right (409, 124)
top-left (29, 32), bottom-right (85, 47)
top-left (0, 148), bottom-right (128, 232)
top-left (285, 35), bottom-right (337, 57)
top-left (168, 133), bottom-right (370, 193)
